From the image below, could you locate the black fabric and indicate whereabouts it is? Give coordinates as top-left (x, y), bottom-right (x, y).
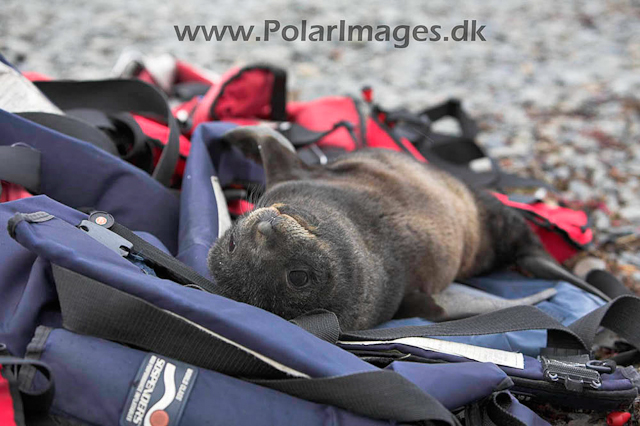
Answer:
top-left (50, 265), bottom-right (459, 425)
top-left (0, 145), bottom-right (41, 193)
top-left (34, 79), bottom-right (179, 187)
top-left (110, 222), bottom-right (217, 293)
top-left (16, 112), bottom-right (119, 156)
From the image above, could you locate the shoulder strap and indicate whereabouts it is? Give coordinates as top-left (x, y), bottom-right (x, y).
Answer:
top-left (296, 295), bottom-right (640, 355)
top-left (0, 145), bottom-right (41, 193)
top-left (50, 264), bottom-right (459, 425)
top-left (34, 79), bottom-right (179, 187)
top-left (16, 112), bottom-right (119, 155)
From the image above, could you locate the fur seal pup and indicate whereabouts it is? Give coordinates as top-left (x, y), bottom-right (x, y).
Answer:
top-left (208, 126), bottom-right (609, 330)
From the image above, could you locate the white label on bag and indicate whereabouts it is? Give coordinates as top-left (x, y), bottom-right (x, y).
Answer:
top-left (211, 176), bottom-right (232, 237)
top-left (0, 61), bottom-right (63, 114)
top-left (340, 337), bottom-right (525, 369)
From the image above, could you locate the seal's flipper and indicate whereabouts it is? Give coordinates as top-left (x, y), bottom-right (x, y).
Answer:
top-left (395, 291), bottom-right (447, 321)
top-left (222, 126), bottom-right (316, 188)
top-left (517, 255), bottom-right (612, 301)
top-left (431, 284), bottom-right (557, 321)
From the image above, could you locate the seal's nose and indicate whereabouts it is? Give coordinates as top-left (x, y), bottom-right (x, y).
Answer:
top-left (257, 220), bottom-right (274, 236)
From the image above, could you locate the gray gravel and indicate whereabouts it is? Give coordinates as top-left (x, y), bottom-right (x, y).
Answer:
top-left (2, 1), bottom-right (640, 424)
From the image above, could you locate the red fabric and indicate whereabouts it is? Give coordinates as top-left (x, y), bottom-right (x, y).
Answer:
top-left (137, 69), bottom-right (157, 86)
top-left (175, 61), bottom-right (216, 85)
top-left (0, 365), bottom-right (18, 426)
top-left (365, 118), bottom-right (427, 162)
top-left (288, 97), bottom-right (362, 151)
top-left (22, 71), bottom-right (52, 82)
top-left (192, 67), bottom-right (276, 128)
top-left (133, 115), bottom-right (190, 179)
top-left (1, 182), bottom-right (32, 203)
top-left (493, 193), bottom-right (592, 263)
top-left (228, 199), bottom-right (254, 216)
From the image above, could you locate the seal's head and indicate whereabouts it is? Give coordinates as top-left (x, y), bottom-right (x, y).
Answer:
top-left (208, 199), bottom-right (366, 325)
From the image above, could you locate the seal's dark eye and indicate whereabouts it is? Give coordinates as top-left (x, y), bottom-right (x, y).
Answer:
top-left (288, 270), bottom-right (309, 287)
top-left (229, 234), bottom-right (236, 253)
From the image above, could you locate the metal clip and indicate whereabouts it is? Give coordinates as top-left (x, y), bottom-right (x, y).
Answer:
top-left (78, 220), bottom-right (133, 257)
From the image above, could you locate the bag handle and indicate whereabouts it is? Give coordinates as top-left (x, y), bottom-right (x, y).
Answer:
top-left (34, 79), bottom-right (180, 187)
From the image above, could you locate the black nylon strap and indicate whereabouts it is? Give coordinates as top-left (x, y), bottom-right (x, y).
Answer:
top-left (342, 305), bottom-right (589, 351)
top-left (569, 295), bottom-right (640, 351)
top-left (297, 296), bottom-right (640, 356)
top-left (419, 99), bottom-right (478, 141)
top-left (16, 112), bottom-right (119, 156)
top-left (252, 371), bottom-right (459, 424)
top-left (480, 391), bottom-right (528, 426)
top-left (269, 66), bottom-right (287, 122)
top-left (51, 264), bottom-right (459, 425)
top-left (586, 270), bottom-right (633, 299)
top-left (110, 222), bottom-right (217, 294)
top-left (0, 145), bottom-right (41, 193)
top-left (34, 79), bottom-right (179, 187)
top-left (289, 309), bottom-right (341, 343)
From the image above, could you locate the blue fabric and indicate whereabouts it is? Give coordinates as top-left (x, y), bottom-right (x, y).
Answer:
top-left (177, 122), bottom-right (236, 279)
top-left (377, 273), bottom-right (606, 357)
top-left (0, 109), bottom-right (180, 253)
top-left (387, 361), bottom-right (509, 410)
top-left (35, 329), bottom-right (386, 426)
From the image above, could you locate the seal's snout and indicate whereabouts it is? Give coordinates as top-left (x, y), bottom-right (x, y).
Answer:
top-left (257, 220), bottom-right (274, 237)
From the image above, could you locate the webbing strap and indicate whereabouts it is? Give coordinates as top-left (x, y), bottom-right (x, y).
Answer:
top-left (0, 145), bottom-right (41, 193)
top-left (480, 392), bottom-right (529, 426)
top-left (343, 306), bottom-right (588, 350)
top-left (51, 265), bottom-right (459, 425)
top-left (34, 79), bottom-right (179, 187)
top-left (269, 66), bottom-right (287, 122)
top-left (16, 112), bottom-right (119, 155)
top-left (296, 295), bottom-right (640, 355)
top-left (569, 296), bottom-right (640, 351)
top-left (110, 222), bottom-right (217, 293)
